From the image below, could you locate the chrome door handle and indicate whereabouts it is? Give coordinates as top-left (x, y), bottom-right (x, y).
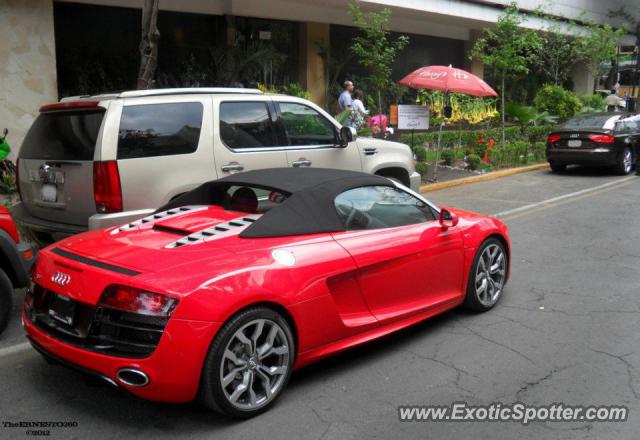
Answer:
top-left (221, 162), bottom-right (244, 172)
top-left (292, 159), bottom-right (312, 167)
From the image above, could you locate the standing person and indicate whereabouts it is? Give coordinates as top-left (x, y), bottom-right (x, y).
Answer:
top-left (338, 81), bottom-right (354, 112)
top-left (605, 89), bottom-right (624, 112)
top-left (351, 89), bottom-right (369, 128)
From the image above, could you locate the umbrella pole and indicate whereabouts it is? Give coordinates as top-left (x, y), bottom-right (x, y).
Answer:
top-left (432, 91), bottom-right (448, 182)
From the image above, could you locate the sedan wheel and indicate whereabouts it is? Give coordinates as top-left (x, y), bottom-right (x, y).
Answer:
top-left (199, 307), bottom-right (294, 418)
top-left (464, 238), bottom-right (507, 311)
top-left (617, 147), bottom-right (633, 175)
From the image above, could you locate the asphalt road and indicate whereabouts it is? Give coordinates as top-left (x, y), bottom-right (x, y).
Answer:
top-left (1, 166), bottom-right (639, 439)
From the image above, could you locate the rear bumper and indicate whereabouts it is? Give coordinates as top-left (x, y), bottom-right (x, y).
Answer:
top-left (13, 202), bottom-right (154, 243)
top-left (23, 308), bottom-right (221, 403)
top-left (546, 147), bottom-right (618, 166)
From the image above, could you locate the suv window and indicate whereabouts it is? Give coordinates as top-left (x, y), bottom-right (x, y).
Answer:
top-left (334, 186), bottom-right (436, 230)
top-left (220, 102), bottom-right (277, 149)
top-left (20, 110), bottom-right (104, 160)
top-left (117, 102), bottom-right (203, 159)
top-left (277, 102), bottom-right (336, 147)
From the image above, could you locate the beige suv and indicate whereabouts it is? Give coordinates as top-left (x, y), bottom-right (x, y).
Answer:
top-left (14, 88), bottom-right (420, 244)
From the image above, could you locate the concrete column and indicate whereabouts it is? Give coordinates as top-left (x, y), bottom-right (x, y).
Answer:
top-left (464, 29), bottom-right (484, 78)
top-left (0, 0), bottom-right (58, 160)
top-left (570, 62), bottom-right (595, 94)
top-left (298, 22), bottom-right (329, 108)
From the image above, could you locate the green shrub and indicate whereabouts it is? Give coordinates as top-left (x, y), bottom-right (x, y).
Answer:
top-left (578, 94), bottom-right (605, 111)
top-left (413, 146), bottom-right (427, 162)
top-left (533, 141), bottom-right (546, 161)
top-left (415, 162), bottom-right (429, 177)
top-left (524, 124), bottom-right (556, 143)
top-left (281, 82), bottom-right (312, 100)
top-left (401, 126), bottom-right (521, 149)
top-left (441, 149), bottom-right (455, 166)
top-left (466, 154), bottom-right (481, 170)
top-left (473, 141), bottom-right (488, 159)
top-left (534, 84), bottom-right (581, 120)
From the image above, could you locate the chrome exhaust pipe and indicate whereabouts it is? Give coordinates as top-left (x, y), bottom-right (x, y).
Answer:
top-left (116, 368), bottom-right (150, 387)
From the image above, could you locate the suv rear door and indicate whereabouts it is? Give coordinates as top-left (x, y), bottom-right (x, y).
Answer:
top-left (18, 103), bottom-right (106, 226)
top-left (214, 96), bottom-right (288, 175)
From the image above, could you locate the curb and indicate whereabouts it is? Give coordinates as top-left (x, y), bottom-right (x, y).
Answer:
top-left (419, 163), bottom-right (549, 193)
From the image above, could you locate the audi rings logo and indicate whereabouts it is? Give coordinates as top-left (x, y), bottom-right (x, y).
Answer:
top-left (51, 271), bottom-right (71, 286)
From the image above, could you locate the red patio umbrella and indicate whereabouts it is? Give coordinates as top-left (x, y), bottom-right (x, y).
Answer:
top-left (399, 65), bottom-right (497, 181)
top-left (399, 65), bottom-right (497, 97)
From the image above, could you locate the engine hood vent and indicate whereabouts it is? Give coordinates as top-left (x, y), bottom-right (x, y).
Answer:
top-left (110, 206), bottom-right (208, 235)
top-left (165, 215), bottom-right (261, 248)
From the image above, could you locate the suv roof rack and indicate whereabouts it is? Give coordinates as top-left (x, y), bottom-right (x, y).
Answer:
top-left (59, 87), bottom-right (263, 103)
top-left (119, 88), bottom-right (263, 98)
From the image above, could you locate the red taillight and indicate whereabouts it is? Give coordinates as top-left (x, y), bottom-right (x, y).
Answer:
top-left (547, 134), bottom-right (561, 144)
top-left (15, 158), bottom-right (21, 199)
top-left (93, 161), bottom-right (122, 213)
top-left (99, 285), bottom-right (178, 317)
top-left (588, 134), bottom-right (615, 144)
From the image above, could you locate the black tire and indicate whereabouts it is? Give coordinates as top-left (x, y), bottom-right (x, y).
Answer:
top-left (198, 306), bottom-right (295, 418)
top-left (616, 147), bottom-right (633, 175)
top-left (463, 238), bottom-right (508, 312)
top-left (0, 268), bottom-right (14, 335)
top-left (549, 162), bottom-right (566, 173)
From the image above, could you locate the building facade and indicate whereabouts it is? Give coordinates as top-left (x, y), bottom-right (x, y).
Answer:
top-left (0, 0), bottom-right (635, 157)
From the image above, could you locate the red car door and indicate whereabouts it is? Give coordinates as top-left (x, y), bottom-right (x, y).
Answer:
top-left (331, 186), bottom-right (465, 324)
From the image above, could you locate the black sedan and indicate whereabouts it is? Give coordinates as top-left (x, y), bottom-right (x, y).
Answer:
top-left (546, 113), bottom-right (639, 174)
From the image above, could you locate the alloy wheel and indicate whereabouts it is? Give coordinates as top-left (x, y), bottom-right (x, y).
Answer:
top-left (474, 244), bottom-right (506, 307)
top-left (220, 319), bottom-right (290, 410)
top-left (623, 149), bottom-right (632, 173)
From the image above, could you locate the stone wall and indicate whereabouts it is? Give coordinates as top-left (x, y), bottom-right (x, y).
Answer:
top-left (0, 0), bottom-right (58, 160)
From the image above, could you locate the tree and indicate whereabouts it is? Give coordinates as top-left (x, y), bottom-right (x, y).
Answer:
top-left (533, 12), bottom-right (579, 85)
top-left (137, 0), bottom-right (160, 90)
top-left (470, 2), bottom-right (542, 144)
top-left (348, 2), bottom-right (409, 114)
top-left (575, 19), bottom-right (625, 92)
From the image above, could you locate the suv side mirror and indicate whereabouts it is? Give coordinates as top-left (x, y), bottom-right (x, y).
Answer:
top-left (439, 208), bottom-right (459, 230)
top-left (338, 126), bottom-right (357, 148)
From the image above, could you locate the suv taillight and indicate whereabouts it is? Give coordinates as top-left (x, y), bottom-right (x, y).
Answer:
top-left (93, 161), bottom-right (122, 213)
top-left (99, 285), bottom-right (178, 317)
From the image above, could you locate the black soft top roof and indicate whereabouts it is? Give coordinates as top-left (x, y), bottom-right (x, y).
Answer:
top-left (157, 168), bottom-right (393, 238)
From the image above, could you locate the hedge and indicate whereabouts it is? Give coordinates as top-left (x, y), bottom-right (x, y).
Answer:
top-left (402, 126), bottom-right (523, 150)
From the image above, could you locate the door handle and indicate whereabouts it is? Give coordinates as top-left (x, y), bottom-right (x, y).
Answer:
top-left (221, 162), bottom-right (244, 172)
top-left (292, 159), bottom-right (312, 167)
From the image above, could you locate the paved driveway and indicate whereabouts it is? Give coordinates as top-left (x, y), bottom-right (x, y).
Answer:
top-left (1, 167), bottom-right (638, 439)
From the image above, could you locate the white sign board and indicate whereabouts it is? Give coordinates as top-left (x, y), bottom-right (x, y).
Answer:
top-left (398, 105), bottom-right (429, 130)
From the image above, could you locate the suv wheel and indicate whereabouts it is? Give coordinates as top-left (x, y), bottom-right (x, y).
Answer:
top-left (0, 268), bottom-right (14, 334)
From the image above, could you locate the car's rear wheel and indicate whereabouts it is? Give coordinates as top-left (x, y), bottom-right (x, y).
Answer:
top-left (199, 307), bottom-right (294, 418)
top-left (616, 147), bottom-right (633, 175)
top-left (549, 162), bottom-right (566, 173)
top-left (463, 238), bottom-right (507, 312)
top-left (0, 268), bottom-right (14, 334)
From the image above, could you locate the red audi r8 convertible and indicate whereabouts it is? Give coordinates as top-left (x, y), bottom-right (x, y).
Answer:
top-left (23, 168), bottom-right (510, 418)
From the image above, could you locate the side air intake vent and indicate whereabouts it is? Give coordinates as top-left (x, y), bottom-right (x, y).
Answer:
top-left (165, 215), bottom-right (261, 248)
top-left (110, 206), bottom-right (208, 235)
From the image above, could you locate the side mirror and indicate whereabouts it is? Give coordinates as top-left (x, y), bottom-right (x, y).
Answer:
top-left (338, 126), bottom-right (357, 148)
top-left (439, 208), bottom-right (459, 230)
